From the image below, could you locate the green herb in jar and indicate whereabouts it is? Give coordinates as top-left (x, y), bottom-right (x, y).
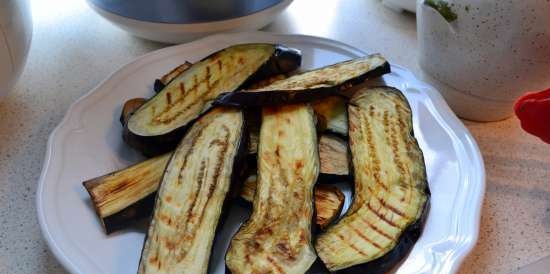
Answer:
top-left (424, 0), bottom-right (458, 22)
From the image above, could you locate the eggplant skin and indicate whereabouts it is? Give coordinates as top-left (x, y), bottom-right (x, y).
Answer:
top-left (315, 86), bottom-right (430, 272)
top-left (124, 44), bottom-right (301, 157)
top-left (226, 104), bottom-right (319, 274)
top-left (213, 54), bottom-right (390, 107)
top-left (138, 107), bottom-right (246, 274)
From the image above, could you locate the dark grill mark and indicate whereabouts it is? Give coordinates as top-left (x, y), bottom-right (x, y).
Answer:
top-left (336, 232), bottom-right (368, 256)
top-left (166, 92), bottom-right (172, 105)
top-left (205, 66), bottom-right (211, 89)
top-left (357, 216), bottom-right (394, 241)
top-left (179, 82), bottom-right (185, 95)
top-left (266, 255), bottom-right (284, 274)
top-left (367, 202), bottom-right (398, 228)
top-left (362, 112), bottom-right (388, 192)
top-left (395, 102), bottom-right (413, 153)
top-left (177, 124), bottom-right (232, 261)
top-left (350, 224), bottom-right (383, 250)
top-left (395, 102), bottom-right (417, 204)
top-left (379, 198), bottom-right (407, 219)
top-left (364, 185), bottom-right (408, 222)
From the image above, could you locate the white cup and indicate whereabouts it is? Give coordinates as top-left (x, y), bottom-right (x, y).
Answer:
top-left (417, 0), bottom-right (550, 121)
top-left (0, 0), bottom-right (32, 99)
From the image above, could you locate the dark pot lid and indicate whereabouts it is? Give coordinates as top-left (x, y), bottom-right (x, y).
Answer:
top-left (88, 0), bottom-right (285, 24)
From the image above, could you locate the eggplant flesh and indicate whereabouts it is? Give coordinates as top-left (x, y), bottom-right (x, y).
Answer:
top-left (315, 87), bottom-right (430, 273)
top-left (138, 107), bottom-right (246, 274)
top-left (239, 175), bottom-right (345, 230)
top-left (313, 96), bottom-right (348, 136)
top-left (226, 104), bottom-right (319, 274)
top-left (214, 54), bottom-right (390, 107)
top-left (318, 134), bottom-right (349, 181)
top-left (124, 44), bottom-right (301, 156)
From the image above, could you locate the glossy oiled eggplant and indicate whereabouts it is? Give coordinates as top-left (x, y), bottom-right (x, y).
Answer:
top-left (138, 107), bottom-right (247, 274)
top-left (124, 44), bottom-right (301, 156)
top-left (82, 135), bottom-right (349, 234)
top-left (83, 153), bottom-right (171, 234)
top-left (226, 104), bottom-right (319, 274)
top-left (315, 87), bottom-right (430, 273)
top-left (153, 61), bottom-right (193, 93)
top-left (313, 96), bottom-right (348, 136)
top-left (239, 175), bottom-right (345, 230)
top-left (214, 54), bottom-right (390, 107)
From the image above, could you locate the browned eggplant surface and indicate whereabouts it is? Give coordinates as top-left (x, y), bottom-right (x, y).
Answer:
top-left (315, 86), bottom-right (429, 273)
top-left (226, 104), bottom-right (319, 274)
top-left (138, 107), bottom-right (246, 274)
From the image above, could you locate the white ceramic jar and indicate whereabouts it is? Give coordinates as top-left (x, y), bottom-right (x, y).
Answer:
top-left (417, 0), bottom-right (550, 121)
top-left (0, 0), bottom-right (32, 99)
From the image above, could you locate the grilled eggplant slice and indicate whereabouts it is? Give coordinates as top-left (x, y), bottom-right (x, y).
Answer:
top-left (239, 175), bottom-right (345, 230)
top-left (226, 104), bottom-right (319, 274)
top-left (315, 87), bottom-right (430, 273)
top-left (313, 96), bottom-right (348, 136)
top-left (82, 134), bottom-right (350, 234)
top-left (83, 153), bottom-right (171, 234)
top-left (153, 61), bottom-right (193, 93)
top-left (83, 161), bottom-right (344, 234)
top-left (138, 107), bottom-right (247, 274)
top-left (214, 54), bottom-right (390, 107)
top-left (124, 44), bottom-right (301, 156)
top-left (318, 134), bottom-right (349, 182)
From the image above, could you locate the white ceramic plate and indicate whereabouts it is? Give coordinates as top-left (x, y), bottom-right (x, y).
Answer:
top-left (37, 32), bottom-right (485, 274)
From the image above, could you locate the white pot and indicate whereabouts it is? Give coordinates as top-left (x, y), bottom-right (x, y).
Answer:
top-left (0, 0), bottom-right (32, 99)
top-left (417, 0), bottom-right (550, 121)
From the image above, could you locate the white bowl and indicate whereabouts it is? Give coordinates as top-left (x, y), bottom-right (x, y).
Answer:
top-left (87, 0), bottom-right (293, 44)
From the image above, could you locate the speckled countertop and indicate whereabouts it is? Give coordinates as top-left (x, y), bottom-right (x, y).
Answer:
top-left (0, 0), bottom-right (548, 273)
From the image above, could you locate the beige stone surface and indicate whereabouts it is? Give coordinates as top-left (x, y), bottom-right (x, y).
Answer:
top-left (0, 0), bottom-right (547, 273)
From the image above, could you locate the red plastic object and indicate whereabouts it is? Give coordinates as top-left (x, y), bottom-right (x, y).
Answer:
top-left (514, 88), bottom-right (550, 144)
